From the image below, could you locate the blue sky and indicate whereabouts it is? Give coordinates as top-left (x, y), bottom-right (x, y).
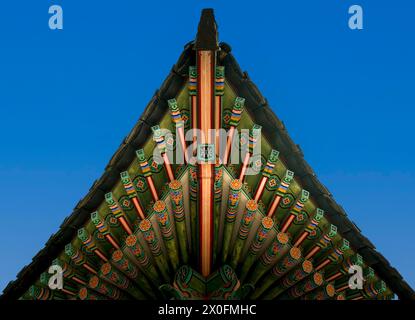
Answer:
top-left (0, 0), bottom-right (414, 293)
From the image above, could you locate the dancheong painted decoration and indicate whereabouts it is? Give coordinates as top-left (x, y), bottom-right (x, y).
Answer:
top-left (2, 9), bottom-right (414, 301)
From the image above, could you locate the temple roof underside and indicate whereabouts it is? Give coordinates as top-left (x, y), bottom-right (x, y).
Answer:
top-left (2, 9), bottom-right (414, 301)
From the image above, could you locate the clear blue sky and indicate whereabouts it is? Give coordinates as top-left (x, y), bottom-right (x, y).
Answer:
top-left (0, 0), bottom-right (414, 293)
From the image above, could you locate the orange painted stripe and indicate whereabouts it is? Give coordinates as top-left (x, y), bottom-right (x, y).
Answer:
top-left (294, 231), bottom-right (308, 247)
top-left (267, 195), bottom-right (281, 217)
top-left (326, 272), bottom-right (342, 282)
top-left (315, 258), bottom-right (331, 271)
top-left (83, 264), bottom-right (97, 274)
top-left (62, 288), bottom-right (76, 296)
top-left (132, 197), bottom-right (145, 220)
top-left (197, 50), bottom-right (215, 277)
top-left (163, 153), bottom-right (175, 182)
top-left (105, 234), bottom-right (120, 250)
top-left (146, 177), bottom-right (159, 201)
top-left (337, 284), bottom-right (350, 292)
top-left (305, 246), bottom-right (321, 260)
top-left (254, 177), bottom-right (267, 202)
top-left (177, 126), bottom-right (188, 164)
top-left (95, 249), bottom-right (108, 262)
top-left (72, 276), bottom-right (86, 285)
top-left (223, 126), bottom-right (234, 165)
top-left (239, 152), bottom-right (250, 181)
top-left (119, 217), bottom-right (133, 235)
top-left (281, 214), bottom-right (295, 233)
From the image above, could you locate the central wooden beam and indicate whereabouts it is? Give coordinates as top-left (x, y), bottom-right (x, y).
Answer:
top-left (195, 8), bottom-right (218, 277)
top-left (197, 50), bottom-right (215, 277)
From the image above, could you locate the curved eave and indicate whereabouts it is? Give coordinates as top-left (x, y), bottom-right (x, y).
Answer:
top-left (0, 42), bottom-right (194, 301)
top-left (219, 43), bottom-right (414, 300)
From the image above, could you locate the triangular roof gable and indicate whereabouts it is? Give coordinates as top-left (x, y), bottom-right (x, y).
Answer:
top-left (2, 17), bottom-right (414, 300)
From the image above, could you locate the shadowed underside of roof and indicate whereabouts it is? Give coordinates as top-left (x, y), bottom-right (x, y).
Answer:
top-left (1, 9), bottom-right (414, 300)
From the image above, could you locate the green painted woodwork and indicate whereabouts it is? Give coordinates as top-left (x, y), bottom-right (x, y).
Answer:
top-left (239, 216), bottom-right (274, 282)
top-left (169, 179), bottom-right (190, 264)
top-left (99, 262), bottom-right (147, 300)
top-left (261, 259), bottom-right (314, 299)
top-left (124, 234), bottom-right (160, 284)
top-left (213, 164), bottom-right (223, 265)
top-left (245, 232), bottom-right (290, 287)
top-left (139, 218), bottom-right (171, 283)
top-left (215, 66), bottom-right (225, 96)
top-left (29, 285), bottom-right (66, 300)
top-left (153, 200), bottom-right (180, 271)
top-left (88, 275), bottom-right (129, 300)
top-left (229, 200), bottom-right (258, 269)
top-left (111, 249), bottom-right (156, 299)
top-left (160, 265), bottom-right (242, 300)
top-left (188, 164), bottom-right (198, 259)
top-left (221, 178), bottom-right (242, 262)
top-left (17, 41), bottom-right (395, 301)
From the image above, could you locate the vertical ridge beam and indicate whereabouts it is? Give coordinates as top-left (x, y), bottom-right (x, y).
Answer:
top-left (197, 48), bottom-right (215, 277)
top-left (195, 8), bottom-right (218, 276)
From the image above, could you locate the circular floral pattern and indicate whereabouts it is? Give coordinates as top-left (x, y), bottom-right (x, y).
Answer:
top-left (181, 109), bottom-right (190, 131)
top-left (262, 216), bottom-right (274, 229)
top-left (222, 109), bottom-right (232, 129)
top-left (280, 193), bottom-right (295, 209)
top-left (101, 262), bottom-right (112, 276)
top-left (119, 195), bottom-right (133, 211)
top-left (277, 232), bottom-right (289, 244)
top-left (307, 226), bottom-right (321, 240)
top-left (125, 234), bottom-right (137, 247)
top-left (249, 154), bottom-right (265, 175)
top-left (246, 199), bottom-right (258, 211)
top-left (133, 175), bottom-right (148, 193)
top-left (303, 260), bottom-right (313, 273)
top-left (294, 210), bottom-right (309, 225)
top-left (290, 247), bottom-right (302, 260)
top-left (139, 219), bottom-right (151, 232)
top-left (154, 200), bottom-right (166, 212)
top-left (149, 156), bottom-right (163, 173)
top-left (94, 229), bottom-right (105, 242)
top-left (266, 174), bottom-right (279, 191)
top-left (112, 250), bottom-right (123, 262)
top-left (106, 215), bottom-right (120, 227)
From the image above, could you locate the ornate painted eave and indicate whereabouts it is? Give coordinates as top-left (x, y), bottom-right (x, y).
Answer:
top-left (1, 9), bottom-right (414, 300)
top-left (220, 45), bottom-right (415, 300)
top-left (0, 40), bottom-right (193, 301)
